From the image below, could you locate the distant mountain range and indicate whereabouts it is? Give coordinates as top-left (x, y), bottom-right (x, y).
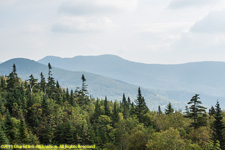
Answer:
top-left (38, 54), bottom-right (225, 109)
top-left (0, 58), bottom-right (182, 110)
top-left (38, 55), bottom-right (225, 98)
top-left (0, 55), bottom-right (224, 110)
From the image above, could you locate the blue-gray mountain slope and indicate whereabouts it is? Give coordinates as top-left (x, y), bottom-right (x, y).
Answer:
top-left (38, 54), bottom-right (225, 108)
top-left (0, 58), bottom-right (181, 110)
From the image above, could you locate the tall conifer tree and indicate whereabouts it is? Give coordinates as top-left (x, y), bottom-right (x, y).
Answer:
top-left (213, 101), bottom-right (225, 149)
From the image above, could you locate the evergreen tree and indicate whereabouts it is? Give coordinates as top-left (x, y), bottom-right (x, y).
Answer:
top-left (47, 63), bottom-right (55, 98)
top-left (213, 101), bottom-right (225, 150)
top-left (135, 87), bottom-right (148, 123)
top-left (7, 64), bottom-right (19, 91)
top-left (64, 120), bottom-right (74, 144)
top-left (41, 95), bottom-right (49, 117)
top-left (78, 74), bottom-right (89, 106)
top-left (28, 74), bottom-right (38, 94)
top-left (0, 126), bottom-right (10, 147)
top-left (55, 81), bottom-right (62, 104)
top-left (122, 93), bottom-right (129, 119)
top-left (40, 72), bottom-right (46, 93)
top-left (128, 97), bottom-right (131, 106)
top-left (104, 97), bottom-right (110, 116)
top-left (70, 90), bottom-right (74, 106)
top-left (93, 99), bottom-right (101, 119)
top-left (158, 105), bottom-right (162, 115)
top-left (5, 110), bottom-right (16, 143)
top-left (209, 106), bottom-right (216, 116)
top-left (165, 102), bottom-right (174, 115)
top-left (81, 74), bottom-right (88, 95)
top-left (54, 123), bottom-right (64, 145)
top-left (19, 119), bottom-right (28, 144)
top-left (112, 101), bottom-right (119, 127)
top-left (186, 94), bottom-right (206, 129)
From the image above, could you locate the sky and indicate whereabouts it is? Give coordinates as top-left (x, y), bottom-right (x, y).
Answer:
top-left (1, 0), bottom-right (225, 64)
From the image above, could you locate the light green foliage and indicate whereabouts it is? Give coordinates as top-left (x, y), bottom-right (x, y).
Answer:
top-left (147, 128), bottom-right (189, 150)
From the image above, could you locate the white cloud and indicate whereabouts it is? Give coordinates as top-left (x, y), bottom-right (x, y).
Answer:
top-left (190, 10), bottom-right (225, 34)
top-left (21, 24), bottom-right (46, 33)
top-left (169, 0), bottom-right (221, 9)
top-left (59, 0), bottom-right (138, 15)
top-left (52, 16), bottom-right (116, 32)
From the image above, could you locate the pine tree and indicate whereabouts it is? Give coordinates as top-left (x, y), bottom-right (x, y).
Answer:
top-left (40, 72), bottom-right (46, 93)
top-left (213, 101), bottom-right (225, 150)
top-left (70, 90), bottom-right (74, 106)
top-left (81, 74), bottom-right (88, 95)
top-left (0, 126), bottom-right (10, 147)
top-left (19, 119), bottom-right (28, 144)
top-left (54, 123), bottom-right (64, 145)
top-left (135, 87), bottom-right (148, 123)
top-left (93, 99), bottom-right (101, 119)
top-left (55, 81), bottom-right (62, 104)
top-left (112, 101), bottom-right (119, 127)
top-left (5, 110), bottom-right (16, 143)
top-left (47, 63), bottom-right (55, 98)
top-left (64, 120), bottom-right (74, 144)
top-left (158, 105), bottom-right (162, 115)
top-left (186, 94), bottom-right (206, 129)
top-left (165, 102), bottom-right (174, 115)
top-left (122, 93), bottom-right (129, 119)
top-left (7, 64), bottom-right (19, 91)
top-left (209, 106), bottom-right (216, 116)
top-left (78, 74), bottom-right (89, 106)
top-left (41, 95), bottom-right (49, 117)
top-left (104, 97), bottom-right (110, 116)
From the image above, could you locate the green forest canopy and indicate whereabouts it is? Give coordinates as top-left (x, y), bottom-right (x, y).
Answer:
top-left (0, 64), bottom-right (225, 150)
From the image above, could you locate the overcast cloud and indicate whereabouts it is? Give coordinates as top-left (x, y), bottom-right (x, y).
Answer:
top-left (1, 0), bottom-right (225, 64)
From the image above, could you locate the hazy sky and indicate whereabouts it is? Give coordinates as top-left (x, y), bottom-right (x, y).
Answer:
top-left (1, 0), bottom-right (225, 64)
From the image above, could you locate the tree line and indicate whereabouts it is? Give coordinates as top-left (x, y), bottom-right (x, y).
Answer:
top-left (0, 63), bottom-right (224, 150)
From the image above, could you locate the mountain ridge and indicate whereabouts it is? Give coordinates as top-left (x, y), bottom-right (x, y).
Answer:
top-left (38, 54), bottom-right (225, 98)
top-left (0, 57), bottom-right (182, 110)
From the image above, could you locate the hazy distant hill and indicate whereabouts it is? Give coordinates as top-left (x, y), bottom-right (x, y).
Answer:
top-left (39, 55), bottom-right (225, 98)
top-left (37, 54), bottom-right (225, 109)
top-left (0, 58), bottom-right (182, 110)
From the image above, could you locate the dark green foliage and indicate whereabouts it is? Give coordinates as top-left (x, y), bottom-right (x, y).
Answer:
top-left (28, 74), bottom-right (38, 94)
top-left (5, 110), bottom-right (16, 143)
top-left (165, 102), bottom-right (174, 115)
top-left (122, 93), bottom-right (129, 119)
top-left (70, 90), bottom-right (74, 106)
top-left (40, 72), bottom-right (46, 93)
top-left (186, 94), bottom-right (206, 129)
top-left (158, 105), bottom-right (162, 115)
top-left (19, 119), bottom-right (27, 144)
top-left (209, 106), bottom-right (216, 116)
top-left (0, 126), bottom-right (10, 146)
top-left (104, 97), bottom-right (110, 116)
top-left (112, 101), bottom-right (119, 127)
top-left (54, 123), bottom-right (64, 145)
top-left (0, 64), bottom-right (221, 149)
top-left (93, 99), bottom-right (101, 119)
top-left (41, 95), bottom-right (49, 117)
top-left (78, 74), bottom-right (89, 106)
top-left (135, 87), bottom-right (148, 123)
top-left (213, 101), bottom-right (225, 149)
top-left (47, 63), bottom-right (56, 98)
top-left (64, 120), bottom-right (74, 144)
top-left (81, 74), bottom-right (88, 94)
top-left (7, 64), bottom-right (19, 91)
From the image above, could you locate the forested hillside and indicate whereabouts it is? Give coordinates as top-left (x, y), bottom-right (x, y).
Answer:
top-left (0, 58), bottom-right (183, 110)
top-left (0, 64), bottom-right (225, 150)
